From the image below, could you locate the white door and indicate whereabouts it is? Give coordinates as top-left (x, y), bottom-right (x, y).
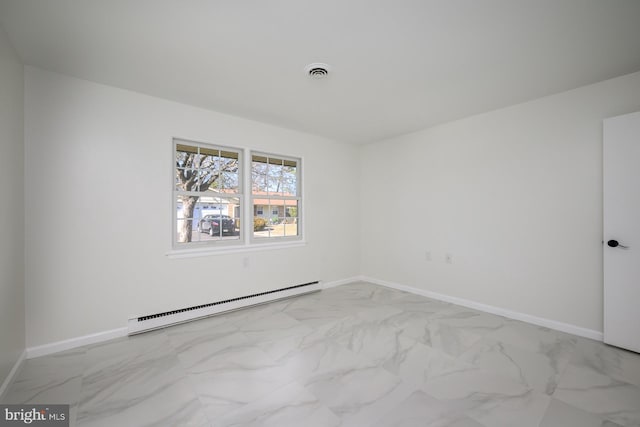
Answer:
top-left (603, 111), bottom-right (640, 353)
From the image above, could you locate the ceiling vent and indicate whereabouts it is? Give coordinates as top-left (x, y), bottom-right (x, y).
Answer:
top-left (305, 63), bottom-right (331, 79)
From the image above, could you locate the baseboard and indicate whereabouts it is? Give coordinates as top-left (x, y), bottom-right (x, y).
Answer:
top-left (322, 276), bottom-right (365, 289)
top-left (26, 327), bottom-right (128, 359)
top-left (361, 276), bottom-right (604, 341)
top-left (0, 349), bottom-right (26, 401)
top-left (24, 277), bottom-right (361, 359)
top-left (23, 275), bottom-right (596, 361)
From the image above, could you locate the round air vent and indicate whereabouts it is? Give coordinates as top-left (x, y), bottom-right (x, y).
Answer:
top-left (305, 63), bottom-right (331, 79)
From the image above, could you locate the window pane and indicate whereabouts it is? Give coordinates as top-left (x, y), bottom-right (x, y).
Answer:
top-left (253, 198), bottom-right (269, 238)
top-left (197, 151), bottom-right (221, 192)
top-left (177, 196), bottom-right (240, 243)
top-left (284, 200), bottom-right (299, 236)
top-left (176, 144), bottom-right (198, 168)
top-left (175, 168), bottom-right (200, 191)
top-left (252, 157), bottom-right (268, 194)
top-left (265, 203), bottom-right (284, 237)
top-left (252, 199), bottom-right (299, 239)
top-left (199, 146), bottom-right (219, 157)
top-left (219, 171), bottom-right (238, 193)
top-left (285, 201), bottom-right (299, 220)
top-left (176, 219), bottom-right (190, 243)
top-left (197, 169), bottom-right (216, 192)
top-left (176, 196), bottom-right (200, 243)
top-left (282, 163), bottom-right (297, 196)
top-left (198, 153), bottom-right (218, 170)
top-left (267, 159), bottom-right (284, 196)
top-left (219, 152), bottom-right (239, 194)
top-left (283, 220), bottom-right (298, 237)
top-left (195, 197), bottom-right (241, 241)
top-left (220, 150), bottom-right (239, 161)
top-left (253, 218), bottom-right (269, 238)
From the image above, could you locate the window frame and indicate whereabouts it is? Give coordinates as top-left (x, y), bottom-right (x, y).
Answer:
top-left (172, 138), bottom-right (244, 250)
top-left (249, 151), bottom-right (303, 244)
top-left (169, 139), bottom-right (304, 256)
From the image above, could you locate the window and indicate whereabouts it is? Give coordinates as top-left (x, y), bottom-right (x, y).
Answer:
top-left (251, 153), bottom-right (301, 240)
top-left (173, 139), bottom-right (302, 250)
top-left (174, 140), bottom-right (242, 247)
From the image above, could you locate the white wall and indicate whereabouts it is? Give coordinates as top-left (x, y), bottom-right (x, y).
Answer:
top-left (360, 71), bottom-right (640, 333)
top-left (24, 67), bottom-right (360, 348)
top-left (22, 62), bottom-right (640, 348)
top-left (0, 26), bottom-right (25, 384)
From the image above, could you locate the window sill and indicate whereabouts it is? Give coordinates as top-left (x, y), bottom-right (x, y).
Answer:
top-left (166, 240), bottom-right (307, 259)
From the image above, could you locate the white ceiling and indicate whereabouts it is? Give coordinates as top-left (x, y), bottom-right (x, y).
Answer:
top-left (2, 0), bottom-right (640, 144)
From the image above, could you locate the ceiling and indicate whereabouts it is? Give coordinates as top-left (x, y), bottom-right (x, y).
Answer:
top-left (1, 0), bottom-right (640, 144)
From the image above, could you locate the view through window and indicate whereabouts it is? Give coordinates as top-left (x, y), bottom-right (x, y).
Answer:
top-left (251, 153), bottom-right (300, 240)
top-left (173, 139), bottom-right (301, 249)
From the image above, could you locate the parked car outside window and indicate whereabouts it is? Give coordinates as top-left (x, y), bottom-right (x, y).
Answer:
top-left (197, 215), bottom-right (236, 236)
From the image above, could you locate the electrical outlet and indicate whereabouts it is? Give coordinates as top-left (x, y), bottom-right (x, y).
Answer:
top-left (425, 251), bottom-right (432, 261)
top-left (445, 253), bottom-right (453, 264)
top-left (243, 257), bottom-right (250, 268)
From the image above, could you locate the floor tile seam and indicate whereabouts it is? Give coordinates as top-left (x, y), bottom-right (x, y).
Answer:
top-left (379, 386), bottom-right (481, 427)
top-left (572, 354), bottom-right (640, 389)
top-left (386, 304), bottom-right (454, 319)
top-left (459, 334), bottom-right (579, 372)
top-left (326, 336), bottom-right (383, 371)
top-left (169, 331), bottom-right (253, 362)
top-left (428, 317), bottom-right (506, 340)
top-left (279, 310), bottom-right (321, 331)
top-left (470, 331), bottom-right (581, 371)
top-left (181, 372), bottom-right (225, 426)
top-left (556, 360), bottom-right (640, 393)
top-left (77, 352), bottom-right (188, 413)
top-left (81, 347), bottom-right (182, 383)
top-left (173, 328), bottom-right (269, 371)
top-left (454, 360), bottom-right (563, 399)
top-left (215, 378), bottom-right (341, 426)
top-left (294, 315), bottom-right (361, 336)
top-left (79, 364), bottom-right (185, 405)
top-left (459, 387), bottom-right (553, 427)
top-left (1, 374), bottom-right (82, 406)
top-left (421, 358), bottom-right (545, 399)
top-left (410, 383), bottom-right (483, 423)
top-left (214, 377), bottom-right (305, 424)
top-left (77, 369), bottom-right (207, 426)
top-left (550, 393), bottom-right (630, 426)
top-left (591, 375), bottom-right (640, 392)
top-left (301, 373), bottom-right (409, 427)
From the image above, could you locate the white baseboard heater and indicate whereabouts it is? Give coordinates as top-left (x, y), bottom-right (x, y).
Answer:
top-left (127, 281), bottom-right (321, 335)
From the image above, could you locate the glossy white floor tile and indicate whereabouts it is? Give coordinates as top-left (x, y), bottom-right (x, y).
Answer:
top-left (2, 348), bottom-right (86, 406)
top-left (540, 399), bottom-right (624, 427)
top-left (77, 332), bottom-right (209, 427)
top-left (3, 281), bottom-right (640, 426)
top-left (215, 381), bottom-right (341, 427)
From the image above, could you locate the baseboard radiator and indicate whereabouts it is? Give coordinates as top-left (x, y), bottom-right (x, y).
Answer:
top-left (127, 281), bottom-right (321, 335)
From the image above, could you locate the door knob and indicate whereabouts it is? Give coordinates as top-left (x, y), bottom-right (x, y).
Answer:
top-left (607, 239), bottom-right (629, 249)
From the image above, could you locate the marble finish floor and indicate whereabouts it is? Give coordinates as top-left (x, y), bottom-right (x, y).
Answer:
top-left (3, 282), bottom-right (640, 426)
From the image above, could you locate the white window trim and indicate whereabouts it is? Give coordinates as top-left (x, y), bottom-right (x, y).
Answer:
top-left (166, 240), bottom-right (307, 258)
top-left (167, 138), bottom-right (305, 258)
top-left (249, 151), bottom-right (303, 245)
top-left (171, 138), bottom-right (245, 250)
